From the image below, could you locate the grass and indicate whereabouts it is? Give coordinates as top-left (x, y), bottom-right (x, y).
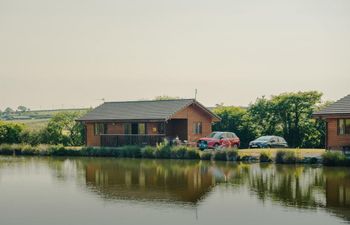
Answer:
top-left (238, 148), bottom-right (325, 158)
top-left (0, 144), bottom-right (332, 165)
top-left (12, 119), bottom-right (49, 131)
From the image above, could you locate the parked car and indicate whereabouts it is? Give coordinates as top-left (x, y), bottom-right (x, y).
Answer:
top-left (197, 131), bottom-right (240, 150)
top-left (249, 136), bottom-right (288, 148)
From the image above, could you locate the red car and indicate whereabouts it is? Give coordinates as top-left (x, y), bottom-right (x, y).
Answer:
top-left (197, 132), bottom-right (240, 150)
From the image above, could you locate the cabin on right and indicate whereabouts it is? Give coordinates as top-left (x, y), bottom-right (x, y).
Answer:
top-left (313, 94), bottom-right (350, 150)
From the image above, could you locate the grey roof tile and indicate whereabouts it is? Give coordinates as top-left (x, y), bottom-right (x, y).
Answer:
top-left (77, 99), bottom-right (219, 121)
top-left (313, 94), bottom-right (350, 116)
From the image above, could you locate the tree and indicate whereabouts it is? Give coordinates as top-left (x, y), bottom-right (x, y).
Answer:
top-left (0, 121), bottom-right (25, 144)
top-left (42, 111), bottom-right (85, 146)
top-left (248, 97), bottom-right (281, 136)
top-left (247, 91), bottom-right (324, 148)
top-left (4, 107), bottom-right (14, 114)
top-left (271, 91), bottom-right (322, 147)
top-left (17, 106), bottom-right (28, 114)
top-left (213, 106), bottom-right (258, 148)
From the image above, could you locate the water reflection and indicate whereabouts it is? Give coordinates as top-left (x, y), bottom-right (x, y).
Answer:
top-left (1, 157), bottom-right (350, 224)
top-left (77, 159), bottom-right (350, 221)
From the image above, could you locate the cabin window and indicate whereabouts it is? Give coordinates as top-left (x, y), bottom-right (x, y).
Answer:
top-left (138, 123), bottom-right (146, 135)
top-left (193, 122), bottom-right (202, 134)
top-left (124, 123), bottom-right (132, 134)
top-left (338, 119), bottom-right (350, 135)
top-left (94, 123), bottom-right (106, 135)
top-left (158, 123), bottom-right (165, 134)
top-left (124, 123), bottom-right (147, 134)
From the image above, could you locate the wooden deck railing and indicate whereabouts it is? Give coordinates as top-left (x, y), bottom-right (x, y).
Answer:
top-left (100, 134), bottom-right (166, 147)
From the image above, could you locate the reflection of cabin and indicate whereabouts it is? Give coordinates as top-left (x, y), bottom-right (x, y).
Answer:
top-left (326, 174), bottom-right (350, 221)
top-left (313, 94), bottom-right (350, 150)
top-left (77, 99), bottom-right (220, 147)
top-left (84, 160), bottom-right (214, 203)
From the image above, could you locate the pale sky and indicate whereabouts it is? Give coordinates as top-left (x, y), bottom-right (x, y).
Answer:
top-left (1, 0), bottom-right (349, 110)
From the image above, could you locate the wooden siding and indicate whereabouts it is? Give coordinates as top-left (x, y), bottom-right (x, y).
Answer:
top-left (171, 104), bottom-right (213, 143)
top-left (86, 123), bottom-right (101, 146)
top-left (85, 103), bottom-right (217, 146)
top-left (327, 118), bottom-right (350, 150)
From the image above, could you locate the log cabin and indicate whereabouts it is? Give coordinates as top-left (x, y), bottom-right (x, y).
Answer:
top-left (313, 94), bottom-right (350, 150)
top-left (77, 99), bottom-right (221, 147)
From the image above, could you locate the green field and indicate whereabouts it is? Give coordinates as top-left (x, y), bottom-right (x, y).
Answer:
top-left (11, 119), bottom-right (49, 131)
top-left (2, 108), bottom-right (89, 131)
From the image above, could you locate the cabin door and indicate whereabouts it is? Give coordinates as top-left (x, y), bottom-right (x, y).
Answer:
top-left (131, 123), bottom-right (138, 134)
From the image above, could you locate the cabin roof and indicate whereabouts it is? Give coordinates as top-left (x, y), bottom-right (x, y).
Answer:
top-left (77, 99), bottom-right (220, 122)
top-left (313, 94), bottom-right (350, 117)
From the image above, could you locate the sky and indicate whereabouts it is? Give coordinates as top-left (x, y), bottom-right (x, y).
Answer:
top-left (0, 0), bottom-right (349, 110)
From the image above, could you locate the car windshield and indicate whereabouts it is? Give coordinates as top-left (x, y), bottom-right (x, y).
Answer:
top-left (209, 132), bottom-right (223, 139)
top-left (256, 136), bottom-right (272, 142)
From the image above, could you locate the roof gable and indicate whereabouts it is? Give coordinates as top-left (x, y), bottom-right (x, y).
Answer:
top-left (77, 99), bottom-right (220, 122)
top-left (313, 94), bottom-right (350, 117)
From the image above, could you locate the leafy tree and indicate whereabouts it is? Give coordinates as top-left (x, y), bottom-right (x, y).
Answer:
top-left (17, 106), bottom-right (28, 114)
top-left (246, 91), bottom-right (324, 148)
top-left (0, 121), bottom-right (25, 144)
top-left (42, 112), bottom-right (85, 146)
top-left (248, 96), bottom-right (281, 136)
top-left (213, 106), bottom-right (258, 148)
top-left (4, 107), bottom-right (14, 114)
top-left (271, 91), bottom-right (322, 147)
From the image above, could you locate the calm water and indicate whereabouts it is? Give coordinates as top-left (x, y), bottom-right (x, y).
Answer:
top-left (0, 157), bottom-right (349, 225)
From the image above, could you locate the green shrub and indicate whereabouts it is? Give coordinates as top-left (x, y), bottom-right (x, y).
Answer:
top-left (0, 121), bottom-right (24, 144)
top-left (170, 146), bottom-right (187, 159)
top-left (155, 143), bottom-right (171, 159)
top-left (214, 150), bottom-right (227, 161)
top-left (275, 150), bottom-right (301, 164)
top-left (226, 149), bottom-right (238, 161)
top-left (322, 151), bottom-right (349, 166)
top-left (275, 150), bottom-right (286, 164)
top-left (184, 147), bottom-right (201, 160)
top-left (141, 146), bottom-right (155, 158)
top-left (260, 151), bottom-right (272, 162)
top-left (0, 143), bottom-right (15, 155)
top-left (21, 144), bottom-right (36, 155)
top-left (119, 146), bottom-right (142, 158)
top-left (200, 151), bottom-right (212, 160)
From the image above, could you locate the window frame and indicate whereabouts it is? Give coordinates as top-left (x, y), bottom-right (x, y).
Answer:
top-left (94, 123), bottom-right (106, 136)
top-left (338, 119), bottom-right (350, 135)
top-left (193, 121), bottom-right (202, 135)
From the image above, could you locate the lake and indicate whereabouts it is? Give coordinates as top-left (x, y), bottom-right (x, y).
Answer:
top-left (0, 156), bottom-right (349, 225)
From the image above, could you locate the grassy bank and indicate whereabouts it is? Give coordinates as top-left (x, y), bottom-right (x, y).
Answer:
top-left (0, 144), bottom-right (329, 164)
top-left (0, 144), bottom-right (238, 161)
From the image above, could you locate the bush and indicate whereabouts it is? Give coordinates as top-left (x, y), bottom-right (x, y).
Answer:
top-left (322, 151), bottom-right (349, 166)
top-left (170, 146), bottom-right (187, 159)
top-left (226, 149), bottom-right (238, 161)
top-left (141, 146), bottom-right (156, 158)
top-left (155, 143), bottom-right (171, 159)
top-left (119, 146), bottom-right (142, 158)
top-left (213, 150), bottom-right (227, 161)
top-left (184, 147), bottom-right (201, 159)
top-left (260, 151), bottom-right (272, 162)
top-left (275, 150), bottom-right (301, 164)
top-left (0, 122), bottom-right (24, 144)
top-left (0, 143), bottom-right (15, 155)
top-left (200, 151), bottom-right (212, 160)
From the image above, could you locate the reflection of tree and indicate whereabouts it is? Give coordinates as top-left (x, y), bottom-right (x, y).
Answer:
top-left (209, 163), bottom-right (327, 209)
top-left (1, 156), bottom-right (350, 223)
